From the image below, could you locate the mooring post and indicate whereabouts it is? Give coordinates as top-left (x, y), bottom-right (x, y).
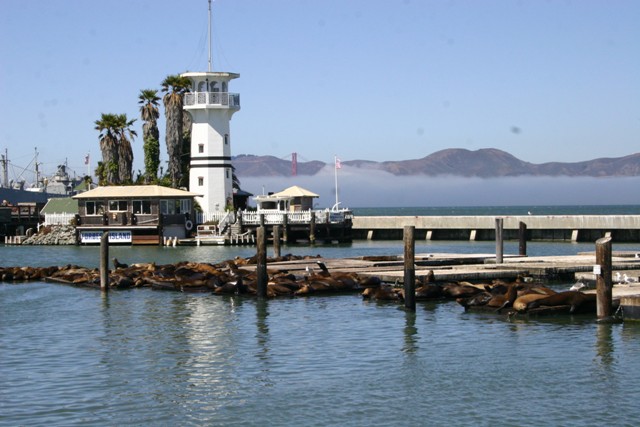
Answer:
top-left (404, 225), bottom-right (416, 311)
top-left (595, 236), bottom-right (613, 322)
top-left (309, 212), bottom-right (316, 244)
top-left (495, 217), bottom-right (504, 264)
top-left (100, 231), bottom-right (109, 292)
top-left (256, 226), bottom-right (268, 298)
top-left (282, 213), bottom-right (289, 243)
top-left (518, 221), bottom-right (527, 256)
top-left (273, 225), bottom-right (281, 258)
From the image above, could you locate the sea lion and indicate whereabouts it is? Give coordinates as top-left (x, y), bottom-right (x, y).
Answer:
top-left (358, 276), bottom-right (382, 288)
top-left (372, 283), bottom-right (402, 301)
top-left (488, 283), bottom-right (518, 312)
top-left (526, 290), bottom-right (596, 313)
top-left (456, 292), bottom-right (493, 310)
top-left (415, 283), bottom-right (443, 300)
top-left (442, 282), bottom-right (483, 299)
top-left (113, 258), bottom-right (128, 269)
top-left (512, 293), bottom-right (549, 312)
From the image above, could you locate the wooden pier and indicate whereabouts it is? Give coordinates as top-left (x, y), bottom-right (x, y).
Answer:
top-left (262, 251), bottom-right (640, 287)
top-left (353, 214), bottom-right (640, 242)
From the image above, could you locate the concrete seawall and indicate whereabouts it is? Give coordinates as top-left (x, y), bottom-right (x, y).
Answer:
top-left (353, 215), bottom-right (640, 242)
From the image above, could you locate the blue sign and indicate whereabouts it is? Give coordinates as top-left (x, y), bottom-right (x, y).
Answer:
top-left (80, 231), bottom-right (132, 243)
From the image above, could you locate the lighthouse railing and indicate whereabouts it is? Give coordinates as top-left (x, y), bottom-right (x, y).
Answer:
top-left (184, 92), bottom-right (240, 108)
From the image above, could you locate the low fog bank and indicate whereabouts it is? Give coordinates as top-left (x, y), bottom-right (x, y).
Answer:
top-left (240, 166), bottom-right (640, 208)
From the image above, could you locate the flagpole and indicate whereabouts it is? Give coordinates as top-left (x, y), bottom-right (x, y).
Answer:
top-left (334, 156), bottom-right (339, 210)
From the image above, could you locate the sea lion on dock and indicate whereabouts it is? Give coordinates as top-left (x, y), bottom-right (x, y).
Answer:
top-left (371, 283), bottom-right (402, 301)
top-left (512, 293), bottom-right (550, 312)
top-left (415, 283), bottom-right (443, 300)
top-left (113, 258), bottom-right (128, 269)
top-left (358, 275), bottom-right (382, 289)
top-left (442, 282), bottom-right (483, 299)
top-left (526, 290), bottom-right (596, 313)
top-left (456, 292), bottom-right (493, 311)
top-left (487, 283), bottom-right (518, 312)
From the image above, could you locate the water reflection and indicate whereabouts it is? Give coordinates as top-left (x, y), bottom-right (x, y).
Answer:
top-left (255, 298), bottom-right (270, 360)
top-left (595, 323), bottom-right (615, 368)
top-left (402, 310), bottom-right (418, 354)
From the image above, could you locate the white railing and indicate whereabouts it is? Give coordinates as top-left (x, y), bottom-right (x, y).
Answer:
top-left (196, 211), bottom-right (232, 225)
top-left (44, 213), bottom-right (75, 226)
top-left (240, 209), bottom-right (352, 225)
top-left (184, 92), bottom-right (240, 108)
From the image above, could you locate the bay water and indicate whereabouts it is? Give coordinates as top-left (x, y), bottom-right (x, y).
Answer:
top-left (2, 205), bottom-right (640, 426)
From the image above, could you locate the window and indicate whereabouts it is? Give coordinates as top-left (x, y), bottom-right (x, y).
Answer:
top-left (181, 199), bottom-right (191, 213)
top-left (109, 200), bottom-right (127, 212)
top-left (224, 134), bottom-right (229, 145)
top-left (198, 81), bottom-right (206, 92)
top-left (160, 199), bottom-right (190, 215)
top-left (86, 201), bottom-right (105, 215)
top-left (132, 200), bottom-right (151, 214)
top-left (198, 144), bottom-right (204, 153)
top-left (198, 177), bottom-right (204, 186)
top-left (226, 170), bottom-right (229, 179)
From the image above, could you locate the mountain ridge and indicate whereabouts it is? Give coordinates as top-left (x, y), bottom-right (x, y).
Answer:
top-left (231, 149), bottom-right (640, 178)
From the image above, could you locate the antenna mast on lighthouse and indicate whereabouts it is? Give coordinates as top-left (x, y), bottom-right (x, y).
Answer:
top-left (208, 0), bottom-right (213, 72)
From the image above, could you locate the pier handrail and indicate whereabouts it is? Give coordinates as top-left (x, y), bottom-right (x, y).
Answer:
top-left (44, 213), bottom-right (75, 226)
top-left (241, 209), bottom-right (352, 225)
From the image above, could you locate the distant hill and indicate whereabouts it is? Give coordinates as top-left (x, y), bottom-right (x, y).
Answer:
top-left (232, 149), bottom-right (640, 178)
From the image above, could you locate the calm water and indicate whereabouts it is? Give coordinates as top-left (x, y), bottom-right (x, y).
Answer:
top-left (2, 206), bottom-right (640, 426)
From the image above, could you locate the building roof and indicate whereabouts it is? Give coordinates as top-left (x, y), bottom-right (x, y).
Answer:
top-left (271, 186), bottom-right (319, 198)
top-left (181, 71), bottom-right (240, 79)
top-left (72, 185), bottom-right (202, 199)
top-left (41, 197), bottom-right (78, 214)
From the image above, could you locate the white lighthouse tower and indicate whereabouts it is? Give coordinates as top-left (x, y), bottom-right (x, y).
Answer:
top-left (181, 1), bottom-right (240, 217)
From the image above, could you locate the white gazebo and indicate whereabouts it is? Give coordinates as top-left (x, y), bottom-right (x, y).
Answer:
top-left (254, 186), bottom-right (319, 212)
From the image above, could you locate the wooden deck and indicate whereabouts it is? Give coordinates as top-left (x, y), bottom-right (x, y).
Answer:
top-left (262, 251), bottom-right (640, 299)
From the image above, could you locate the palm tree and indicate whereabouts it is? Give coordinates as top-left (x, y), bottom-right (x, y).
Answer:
top-left (161, 74), bottom-right (191, 188)
top-left (95, 113), bottom-right (121, 185)
top-left (231, 167), bottom-right (241, 191)
top-left (138, 89), bottom-right (161, 183)
top-left (180, 110), bottom-right (192, 188)
top-left (115, 113), bottom-right (137, 184)
top-left (94, 161), bottom-right (107, 186)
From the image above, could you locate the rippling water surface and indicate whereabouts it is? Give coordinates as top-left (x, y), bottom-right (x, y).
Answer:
top-left (2, 280), bottom-right (640, 426)
top-left (2, 235), bottom-right (640, 426)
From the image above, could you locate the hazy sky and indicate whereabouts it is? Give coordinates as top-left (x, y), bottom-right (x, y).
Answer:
top-left (1, 0), bottom-right (639, 184)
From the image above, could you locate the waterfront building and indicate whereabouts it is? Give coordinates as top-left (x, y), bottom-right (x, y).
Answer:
top-left (73, 185), bottom-right (201, 244)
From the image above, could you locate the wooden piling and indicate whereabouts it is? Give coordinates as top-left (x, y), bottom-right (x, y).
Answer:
top-left (309, 212), bottom-right (316, 244)
top-left (403, 226), bottom-right (416, 311)
top-left (100, 231), bottom-right (109, 292)
top-left (256, 226), bottom-right (267, 298)
top-left (518, 221), bottom-right (527, 256)
top-left (495, 218), bottom-right (504, 264)
top-left (282, 214), bottom-right (289, 243)
top-left (273, 225), bottom-right (281, 258)
top-left (596, 236), bottom-right (613, 322)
